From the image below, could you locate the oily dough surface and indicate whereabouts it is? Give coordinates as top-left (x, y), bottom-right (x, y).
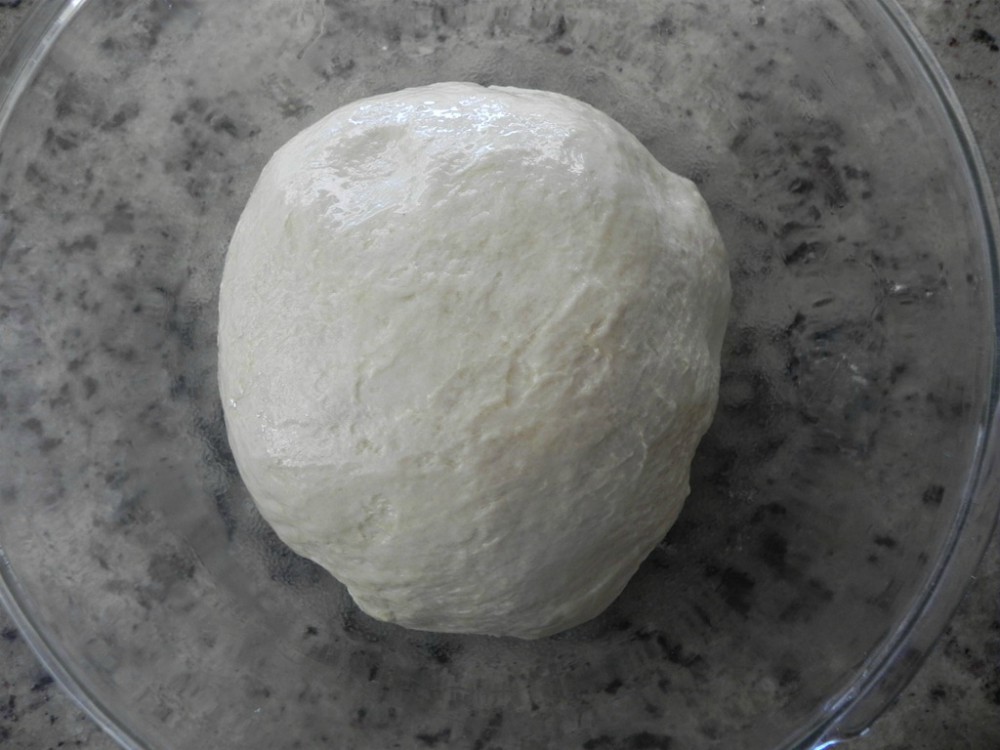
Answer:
top-left (218, 82), bottom-right (730, 639)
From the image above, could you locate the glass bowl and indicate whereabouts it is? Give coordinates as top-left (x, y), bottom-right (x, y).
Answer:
top-left (1, 1), bottom-right (998, 748)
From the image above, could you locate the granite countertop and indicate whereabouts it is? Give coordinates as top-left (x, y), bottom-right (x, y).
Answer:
top-left (1, 0), bottom-right (998, 748)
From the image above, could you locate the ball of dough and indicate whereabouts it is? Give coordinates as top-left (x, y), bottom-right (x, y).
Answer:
top-left (218, 83), bottom-right (730, 639)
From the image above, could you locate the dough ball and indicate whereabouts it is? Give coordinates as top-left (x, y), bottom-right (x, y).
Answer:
top-left (218, 83), bottom-right (730, 639)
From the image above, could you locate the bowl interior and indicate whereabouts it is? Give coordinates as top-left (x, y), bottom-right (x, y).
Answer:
top-left (0, 1), bottom-right (995, 748)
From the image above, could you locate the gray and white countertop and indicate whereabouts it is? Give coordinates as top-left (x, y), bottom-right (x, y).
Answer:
top-left (0, 0), bottom-right (998, 748)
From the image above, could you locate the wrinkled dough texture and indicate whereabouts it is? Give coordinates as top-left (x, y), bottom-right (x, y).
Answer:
top-left (218, 83), bottom-right (730, 639)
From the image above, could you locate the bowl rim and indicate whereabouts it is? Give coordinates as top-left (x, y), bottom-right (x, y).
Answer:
top-left (1, 6), bottom-right (164, 748)
top-left (802, 1), bottom-right (1000, 745)
top-left (0, 1), bottom-right (998, 749)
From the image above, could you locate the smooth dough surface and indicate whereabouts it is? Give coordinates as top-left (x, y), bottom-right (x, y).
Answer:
top-left (218, 83), bottom-right (730, 639)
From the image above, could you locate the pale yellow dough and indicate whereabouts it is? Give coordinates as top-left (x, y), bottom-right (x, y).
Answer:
top-left (218, 83), bottom-right (730, 639)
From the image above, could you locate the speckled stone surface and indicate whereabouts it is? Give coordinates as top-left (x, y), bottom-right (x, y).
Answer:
top-left (0, 1), bottom-right (998, 749)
